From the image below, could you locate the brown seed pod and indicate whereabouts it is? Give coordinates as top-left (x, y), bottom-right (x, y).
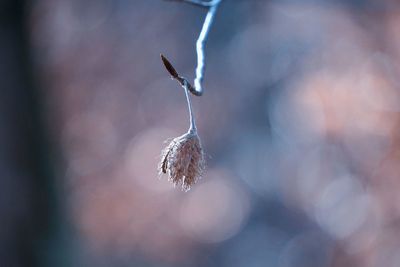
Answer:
top-left (159, 131), bottom-right (205, 191)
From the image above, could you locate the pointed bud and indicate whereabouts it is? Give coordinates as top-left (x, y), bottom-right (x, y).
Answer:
top-left (160, 54), bottom-right (179, 79)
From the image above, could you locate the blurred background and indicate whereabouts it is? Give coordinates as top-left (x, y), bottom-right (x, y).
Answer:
top-left (2, 0), bottom-right (400, 266)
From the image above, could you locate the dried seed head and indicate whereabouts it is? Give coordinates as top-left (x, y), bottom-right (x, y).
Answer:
top-left (159, 131), bottom-right (205, 191)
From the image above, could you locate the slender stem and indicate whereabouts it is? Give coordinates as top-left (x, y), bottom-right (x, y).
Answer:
top-left (183, 80), bottom-right (196, 133)
top-left (170, 0), bottom-right (221, 8)
top-left (193, 0), bottom-right (221, 95)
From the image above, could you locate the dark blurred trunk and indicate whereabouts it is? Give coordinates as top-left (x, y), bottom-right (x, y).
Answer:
top-left (0, 1), bottom-right (63, 266)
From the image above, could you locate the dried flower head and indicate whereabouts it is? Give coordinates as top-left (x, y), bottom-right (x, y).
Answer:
top-left (159, 131), bottom-right (205, 191)
top-left (159, 54), bottom-right (207, 191)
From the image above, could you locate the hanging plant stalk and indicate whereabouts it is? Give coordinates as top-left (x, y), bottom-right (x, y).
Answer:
top-left (158, 0), bottom-right (222, 191)
top-left (158, 55), bottom-right (205, 191)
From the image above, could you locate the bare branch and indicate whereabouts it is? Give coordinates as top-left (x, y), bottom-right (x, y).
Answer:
top-left (160, 54), bottom-right (200, 96)
top-left (165, 0), bottom-right (221, 8)
top-left (194, 0), bottom-right (221, 95)
top-left (162, 0), bottom-right (222, 96)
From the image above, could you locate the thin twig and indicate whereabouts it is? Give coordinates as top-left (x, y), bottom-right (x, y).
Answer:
top-left (165, 0), bottom-right (221, 8)
top-left (162, 0), bottom-right (222, 96)
top-left (194, 0), bottom-right (221, 95)
top-left (161, 54), bottom-right (193, 92)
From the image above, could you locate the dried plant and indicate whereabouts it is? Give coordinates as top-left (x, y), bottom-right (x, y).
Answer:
top-left (159, 131), bottom-right (205, 191)
top-left (158, 0), bottom-right (221, 191)
top-left (157, 65), bottom-right (205, 191)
